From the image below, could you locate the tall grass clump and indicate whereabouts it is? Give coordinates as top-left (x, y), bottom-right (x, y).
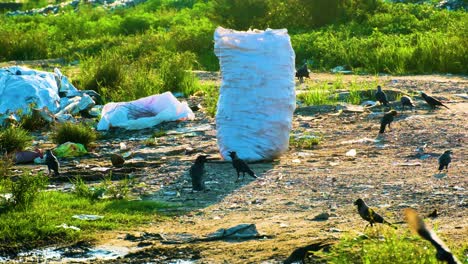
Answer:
top-left (0, 127), bottom-right (33, 153)
top-left (159, 51), bottom-right (199, 95)
top-left (199, 84), bottom-right (219, 117)
top-left (51, 122), bottom-right (97, 147)
top-left (2, 172), bottom-right (48, 210)
top-left (297, 82), bottom-right (337, 106)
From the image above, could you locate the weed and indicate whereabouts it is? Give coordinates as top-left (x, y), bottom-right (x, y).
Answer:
top-left (0, 127), bottom-right (33, 153)
top-left (199, 84), bottom-right (219, 117)
top-left (297, 83), bottom-right (337, 106)
top-left (51, 122), bottom-right (97, 147)
top-left (289, 132), bottom-right (323, 149)
top-left (152, 129), bottom-right (167, 138)
top-left (3, 172), bottom-right (48, 210)
top-left (0, 155), bottom-right (12, 178)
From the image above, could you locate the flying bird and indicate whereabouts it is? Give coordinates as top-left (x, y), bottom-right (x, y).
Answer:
top-left (228, 151), bottom-right (257, 182)
top-left (404, 208), bottom-right (461, 264)
top-left (45, 149), bottom-right (60, 176)
top-left (400, 95), bottom-right (415, 110)
top-left (190, 155), bottom-right (209, 191)
top-left (379, 110), bottom-right (398, 134)
top-left (354, 198), bottom-right (396, 229)
top-left (421, 92), bottom-right (449, 109)
top-left (438, 150), bottom-right (452, 172)
top-left (375, 85), bottom-right (389, 107)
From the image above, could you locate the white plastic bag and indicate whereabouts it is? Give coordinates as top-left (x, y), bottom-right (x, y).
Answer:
top-left (96, 92), bottom-right (194, 130)
top-left (214, 27), bottom-right (296, 161)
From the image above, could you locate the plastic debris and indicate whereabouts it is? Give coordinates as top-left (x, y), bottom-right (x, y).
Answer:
top-left (56, 223), bottom-right (81, 231)
top-left (72, 214), bottom-right (104, 221)
top-left (345, 149), bottom-right (357, 157)
top-left (97, 92), bottom-right (194, 131)
top-left (54, 142), bottom-right (88, 158)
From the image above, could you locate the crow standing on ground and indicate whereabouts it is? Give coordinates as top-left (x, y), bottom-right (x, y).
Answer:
top-left (379, 110), bottom-right (398, 134)
top-left (190, 155), bottom-right (209, 191)
top-left (295, 64), bottom-right (310, 83)
top-left (421, 92), bottom-right (449, 109)
top-left (375, 85), bottom-right (389, 106)
top-left (45, 149), bottom-right (60, 176)
top-left (404, 208), bottom-right (461, 264)
top-left (354, 198), bottom-right (396, 229)
top-left (438, 150), bottom-right (452, 172)
top-left (400, 95), bottom-right (415, 110)
top-left (228, 151), bottom-right (257, 182)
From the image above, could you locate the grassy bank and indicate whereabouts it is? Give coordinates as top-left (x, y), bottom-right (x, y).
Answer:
top-left (0, 186), bottom-right (169, 253)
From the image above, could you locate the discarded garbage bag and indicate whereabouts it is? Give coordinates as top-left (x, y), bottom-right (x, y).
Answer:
top-left (97, 92), bottom-right (194, 131)
top-left (54, 142), bottom-right (88, 158)
top-left (214, 27), bottom-right (296, 161)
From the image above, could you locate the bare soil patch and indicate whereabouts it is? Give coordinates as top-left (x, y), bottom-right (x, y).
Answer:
top-left (11, 73), bottom-right (468, 263)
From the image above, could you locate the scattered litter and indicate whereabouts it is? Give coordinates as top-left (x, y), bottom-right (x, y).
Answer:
top-left (279, 223), bottom-right (289, 228)
top-left (56, 223), bottom-right (81, 231)
top-left (14, 149), bottom-right (43, 164)
top-left (329, 228), bottom-right (342, 233)
top-left (419, 154), bottom-right (431, 160)
top-left (72, 215), bottom-right (104, 221)
top-left (393, 162), bottom-right (422, 166)
top-left (453, 186), bottom-right (464, 191)
top-left (90, 167), bottom-right (111, 172)
top-left (454, 93), bottom-right (468, 100)
top-left (207, 224), bottom-right (260, 240)
top-left (97, 92), bottom-right (194, 131)
top-left (345, 149), bottom-right (357, 157)
top-left (433, 173), bottom-right (447, 179)
top-left (331, 66), bottom-right (352, 74)
top-left (119, 142), bottom-right (128, 150)
top-left (291, 159), bottom-right (301, 164)
top-left (341, 138), bottom-right (381, 144)
top-left (54, 142), bottom-right (88, 158)
top-left (361, 100), bottom-right (377, 107)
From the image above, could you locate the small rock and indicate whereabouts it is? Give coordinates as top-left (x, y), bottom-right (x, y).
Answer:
top-left (312, 212), bottom-right (330, 221)
top-left (110, 153), bottom-right (125, 167)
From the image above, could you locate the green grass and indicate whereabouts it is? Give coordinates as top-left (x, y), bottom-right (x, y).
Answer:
top-left (0, 191), bottom-right (170, 252)
top-left (289, 132), bottom-right (323, 149)
top-left (319, 228), bottom-right (466, 264)
top-left (297, 77), bottom-right (379, 106)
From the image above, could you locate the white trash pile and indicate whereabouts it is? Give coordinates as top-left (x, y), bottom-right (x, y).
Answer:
top-left (0, 66), bottom-right (194, 130)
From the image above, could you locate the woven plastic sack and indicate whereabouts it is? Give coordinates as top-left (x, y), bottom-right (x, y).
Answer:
top-left (214, 27), bottom-right (296, 161)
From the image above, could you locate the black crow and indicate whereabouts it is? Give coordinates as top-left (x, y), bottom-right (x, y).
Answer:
top-left (375, 85), bottom-right (389, 106)
top-left (379, 110), bottom-right (398, 134)
top-left (228, 151), bottom-right (257, 182)
top-left (421, 92), bottom-right (449, 109)
top-left (295, 64), bottom-right (310, 83)
top-left (404, 208), bottom-right (461, 264)
top-left (190, 155), bottom-right (209, 191)
top-left (438, 150), bottom-right (452, 172)
top-left (354, 198), bottom-right (396, 229)
top-left (400, 95), bottom-right (415, 110)
top-left (45, 149), bottom-right (59, 176)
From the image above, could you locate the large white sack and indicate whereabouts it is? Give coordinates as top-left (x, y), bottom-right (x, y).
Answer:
top-left (96, 91), bottom-right (195, 131)
top-left (214, 27), bottom-right (296, 161)
top-left (0, 66), bottom-right (61, 116)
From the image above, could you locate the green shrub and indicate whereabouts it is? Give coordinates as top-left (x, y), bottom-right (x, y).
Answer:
top-left (4, 172), bottom-right (48, 210)
top-left (51, 123), bottom-right (97, 147)
top-left (0, 155), bottom-right (13, 179)
top-left (120, 15), bottom-right (152, 35)
top-left (199, 84), bottom-right (219, 117)
top-left (159, 51), bottom-right (199, 95)
top-left (0, 127), bottom-right (33, 153)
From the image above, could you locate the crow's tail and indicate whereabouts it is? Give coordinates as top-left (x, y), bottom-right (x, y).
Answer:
top-left (438, 164), bottom-right (444, 171)
top-left (441, 103), bottom-right (449, 109)
top-left (384, 220), bottom-right (397, 229)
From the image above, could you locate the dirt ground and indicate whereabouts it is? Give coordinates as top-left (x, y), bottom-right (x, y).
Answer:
top-left (13, 73), bottom-right (468, 263)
